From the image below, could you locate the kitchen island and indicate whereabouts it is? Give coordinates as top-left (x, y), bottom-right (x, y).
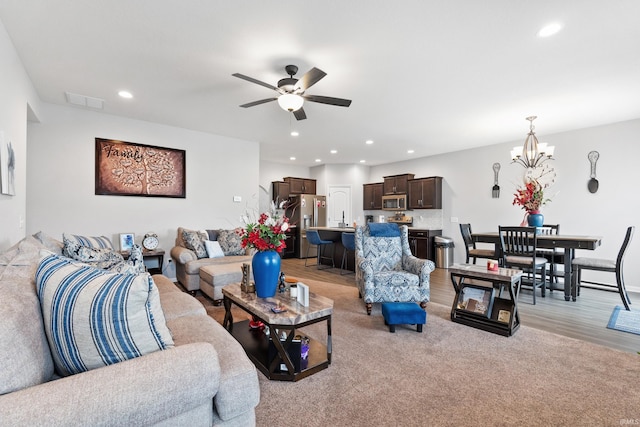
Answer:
top-left (308, 227), bottom-right (356, 271)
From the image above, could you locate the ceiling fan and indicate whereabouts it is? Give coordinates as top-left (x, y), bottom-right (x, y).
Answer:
top-left (232, 65), bottom-right (352, 120)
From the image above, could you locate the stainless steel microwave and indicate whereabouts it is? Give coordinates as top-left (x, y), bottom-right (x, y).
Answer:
top-left (382, 194), bottom-right (407, 211)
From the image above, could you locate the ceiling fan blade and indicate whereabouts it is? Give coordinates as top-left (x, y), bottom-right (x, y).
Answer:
top-left (232, 73), bottom-right (280, 92)
top-left (303, 94), bottom-right (352, 107)
top-left (293, 107), bottom-right (307, 121)
top-left (294, 67), bottom-right (327, 91)
top-left (239, 98), bottom-right (277, 108)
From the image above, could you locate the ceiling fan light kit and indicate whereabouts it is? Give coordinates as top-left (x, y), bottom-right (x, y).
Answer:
top-left (277, 93), bottom-right (304, 112)
top-left (233, 64), bottom-right (352, 120)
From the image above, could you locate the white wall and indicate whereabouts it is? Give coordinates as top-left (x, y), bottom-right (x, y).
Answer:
top-left (311, 163), bottom-right (369, 226)
top-left (259, 160), bottom-right (311, 213)
top-left (27, 103), bottom-right (260, 278)
top-left (258, 161), bottom-right (370, 227)
top-left (0, 19), bottom-right (40, 249)
top-left (368, 119), bottom-right (640, 291)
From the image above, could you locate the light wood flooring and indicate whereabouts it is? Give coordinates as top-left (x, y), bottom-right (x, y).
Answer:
top-left (281, 257), bottom-right (640, 354)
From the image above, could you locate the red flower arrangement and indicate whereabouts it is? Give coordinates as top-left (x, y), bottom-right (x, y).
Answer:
top-left (236, 211), bottom-right (289, 253)
top-left (512, 179), bottom-right (549, 213)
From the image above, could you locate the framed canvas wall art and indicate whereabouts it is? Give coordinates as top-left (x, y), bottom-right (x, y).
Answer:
top-left (95, 138), bottom-right (185, 198)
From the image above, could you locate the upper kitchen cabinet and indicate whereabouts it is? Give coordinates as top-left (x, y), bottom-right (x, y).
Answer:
top-left (408, 177), bottom-right (442, 209)
top-left (272, 181), bottom-right (290, 204)
top-left (363, 182), bottom-right (384, 210)
top-left (383, 174), bottom-right (415, 195)
top-left (284, 177), bottom-right (316, 194)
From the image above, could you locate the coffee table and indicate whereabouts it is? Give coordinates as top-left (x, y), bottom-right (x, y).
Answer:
top-left (222, 283), bottom-right (333, 381)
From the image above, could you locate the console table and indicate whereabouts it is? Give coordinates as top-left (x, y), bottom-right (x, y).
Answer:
top-left (222, 283), bottom-right (333, 381)
top-left (449, 263), bottom-right (523, 336)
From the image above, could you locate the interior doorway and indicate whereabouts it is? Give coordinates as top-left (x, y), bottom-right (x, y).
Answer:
top-left (327, 185), bottom-right (351, 227)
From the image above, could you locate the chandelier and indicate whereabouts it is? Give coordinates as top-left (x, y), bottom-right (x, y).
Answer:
top-left (510, 116), bottom-right (555, 168)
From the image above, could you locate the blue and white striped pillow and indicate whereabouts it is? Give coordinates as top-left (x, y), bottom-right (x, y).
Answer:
top-left (36, 253), bottom-right (174, 376)
top-left (63, 233), bottom-right (114, 250)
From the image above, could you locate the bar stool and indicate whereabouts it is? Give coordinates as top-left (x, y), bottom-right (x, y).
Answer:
top-left (305, 230), bottom-right (335, 269)
top-left (340, 232), bottom-right (356, 275)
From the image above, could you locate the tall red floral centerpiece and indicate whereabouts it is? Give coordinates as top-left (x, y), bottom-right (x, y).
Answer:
top-left (512, 179), bottom-right (550, 227)
top-left (236, 209), bottom-right (289, 298)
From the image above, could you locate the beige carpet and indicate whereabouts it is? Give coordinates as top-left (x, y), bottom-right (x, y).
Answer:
top-left (201, 279), bottom-right (640, 427)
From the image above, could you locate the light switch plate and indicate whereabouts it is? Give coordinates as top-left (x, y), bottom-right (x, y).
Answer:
top-left (233, 196), bottom-right (242, 202)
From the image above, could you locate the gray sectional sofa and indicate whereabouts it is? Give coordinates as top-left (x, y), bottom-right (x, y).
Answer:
top-left (0, 234), bottom-right (260, 426)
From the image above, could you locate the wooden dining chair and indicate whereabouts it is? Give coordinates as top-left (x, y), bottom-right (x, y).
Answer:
top-left (499, 226), bottom-right (547, 304)
top-left (459, 223), bottom-right (496, 264)
top-left (537, 224), bottom-right (563, 289)
top-left (571, 226), bottom-right (634, 310)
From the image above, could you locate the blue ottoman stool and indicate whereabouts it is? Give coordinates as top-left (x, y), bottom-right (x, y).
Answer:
top-left (381, 302), bottom-right (427, 333)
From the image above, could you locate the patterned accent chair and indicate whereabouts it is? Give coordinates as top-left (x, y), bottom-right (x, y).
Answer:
top-left (355, 224), bottom-right (435, 315)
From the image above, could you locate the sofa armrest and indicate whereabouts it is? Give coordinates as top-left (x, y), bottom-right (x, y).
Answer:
top-left (355, 254), bottom-right (374, 290)
top-left (0, 343), bottom-right (220, 427)
top-left (171, 245), bottom-right (197, 265)
top-left (402, 255), bottom-right (435, 285)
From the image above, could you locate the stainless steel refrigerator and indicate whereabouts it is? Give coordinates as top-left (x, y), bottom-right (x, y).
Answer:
top-left (285, 194), bottom-right (327, 258)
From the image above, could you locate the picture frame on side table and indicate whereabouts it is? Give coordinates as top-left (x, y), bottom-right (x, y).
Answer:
top-left (297, 282), bottom-right (309, 307)
top-left (119, 233), bottom-right (135, 253)
top-left (456, 285), bottom-right (494, 318)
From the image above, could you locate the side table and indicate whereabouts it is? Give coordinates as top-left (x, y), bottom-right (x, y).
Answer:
top-left (142, 249), bottom-right (165, 275)
top-left (449, 263), bottom-right (523, 336)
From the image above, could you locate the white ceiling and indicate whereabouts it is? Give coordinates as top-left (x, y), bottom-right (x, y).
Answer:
top-left (1, 1), bottom-right (639, 167)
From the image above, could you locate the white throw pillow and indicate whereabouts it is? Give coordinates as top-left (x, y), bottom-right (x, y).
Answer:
top-left (205, 240), bottom-right (225, 258)
top-left (35, 253), bottom-right (174, 377)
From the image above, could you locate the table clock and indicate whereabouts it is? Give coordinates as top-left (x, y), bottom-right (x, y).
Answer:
top-left (142, 232), bottom-right (159, 251)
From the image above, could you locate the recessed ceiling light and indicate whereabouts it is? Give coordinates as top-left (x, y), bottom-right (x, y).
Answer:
top-left (359, 160), bottom-right (366, 163)
top-left (315, 159), bottom-right (321, 163)
top-left (291, 131), bottom-right (299, 137)
top-left (289, 156), bottom-right (296, 161)
top-left (537, 22), bottom-right (562, 38)
top-left (118, 90), bottom-right (133, 99)
top-left (365, 140), bottom-right (374, 145)
top-left (330, 150), bottom-right (337, 154)
top-left (407, 149), bottom-right (415, 154)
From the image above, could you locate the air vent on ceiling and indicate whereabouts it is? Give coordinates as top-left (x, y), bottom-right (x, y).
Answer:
top-left (65, 92), bottom-right (104, 109)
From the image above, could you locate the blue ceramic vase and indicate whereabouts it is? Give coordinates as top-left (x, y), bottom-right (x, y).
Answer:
top-left (527, 211), bottom-right (544, 228)
top-left (252, 250), bottom-right (281, 298)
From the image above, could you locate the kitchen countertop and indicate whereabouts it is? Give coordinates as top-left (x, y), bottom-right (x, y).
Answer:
top-left (308, 226), bottom-right (442, 232)
top-left (308, 226), bottom-right (356, 232)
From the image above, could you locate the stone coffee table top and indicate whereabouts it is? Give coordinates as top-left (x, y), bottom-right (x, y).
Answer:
top-left (222, 283), bottom-right (333, 326)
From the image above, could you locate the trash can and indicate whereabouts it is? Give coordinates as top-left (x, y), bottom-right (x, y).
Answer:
top-left (434, 236), bottom-right (455, 268)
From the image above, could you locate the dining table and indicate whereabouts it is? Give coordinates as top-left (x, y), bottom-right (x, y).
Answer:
top-left (471, 231), bottom-right (602, 301)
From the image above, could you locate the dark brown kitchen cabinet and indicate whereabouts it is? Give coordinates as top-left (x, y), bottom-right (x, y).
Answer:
top-left (408, 177), bottom-right (442, 209)
top-left (383, 174), bottom-right (414, 195)
top-left (272, 181), bottom-right (290, 204)
top-left (284, 177), bottom-right (316, 194)
top-left (363, 182), bottom-right (383, 210)
top-left (408, 229), bottom-right (442, 261)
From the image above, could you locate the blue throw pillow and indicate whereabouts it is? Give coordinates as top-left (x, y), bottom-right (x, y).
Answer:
top-left (369, 223), bottom-right (401, 237)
